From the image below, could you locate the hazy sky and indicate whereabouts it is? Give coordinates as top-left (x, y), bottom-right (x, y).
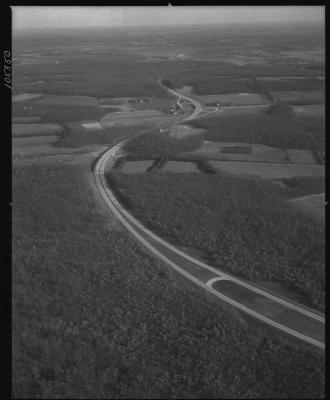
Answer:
top-left (12, 6), bottom-right (324, 30)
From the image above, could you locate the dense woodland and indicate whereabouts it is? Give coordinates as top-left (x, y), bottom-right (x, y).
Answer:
top-left (188, 105), bottom-right (324, 151)
top-left (12, 102), bottom-right (114, 123)
top-left (12, 24), bottom-right (325, 398)
top-left (12, 164), bottom-right (324, 398)
top-left (110, 172), bottom-right (325, 312)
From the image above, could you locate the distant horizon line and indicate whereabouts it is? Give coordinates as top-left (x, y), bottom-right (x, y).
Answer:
top-left (13, 19), bottom-right (323, 32)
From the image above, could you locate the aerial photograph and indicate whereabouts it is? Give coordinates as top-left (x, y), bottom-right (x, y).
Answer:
top-left (12, 5), bottom-right (325, 399)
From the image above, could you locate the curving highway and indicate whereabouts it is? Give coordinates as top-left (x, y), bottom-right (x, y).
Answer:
top-left (157, 77), bottom-right (222, 122)
top-left (94, 79), bottom-right (325, 350)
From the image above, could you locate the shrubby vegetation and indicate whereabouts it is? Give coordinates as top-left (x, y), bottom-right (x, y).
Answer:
top-left (12, 163), bottom-right (324, 398)
top-left (188, 105), bottom-right (325, 151)
top-left (111, 172), bottom-right (325, 311)
top-left (125, 130), bottom-right (205, 157)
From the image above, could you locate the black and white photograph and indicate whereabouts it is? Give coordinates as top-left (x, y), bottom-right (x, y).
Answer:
top-left (11, 5), bottom-right (325, 399)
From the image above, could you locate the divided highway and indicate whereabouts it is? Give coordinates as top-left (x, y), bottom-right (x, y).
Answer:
top-left (94, 79), bottom-right (325, 350)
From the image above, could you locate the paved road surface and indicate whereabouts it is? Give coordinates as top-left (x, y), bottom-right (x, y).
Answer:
top-left (94, 79), bottom-right (325, 350)
top-left (157, 77), bottom-right (221, 122)
top-left (95, 141), bottom-right (324, 350)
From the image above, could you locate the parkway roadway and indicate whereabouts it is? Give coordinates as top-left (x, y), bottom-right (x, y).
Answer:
top-left (94, 79), bottom-right (325, 351)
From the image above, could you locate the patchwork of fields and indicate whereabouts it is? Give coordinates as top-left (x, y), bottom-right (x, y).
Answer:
top-left (12, 22), bottom-right (325, 399)
top-left (121, 160), bottom-right (154, 174)
top-left (208, 161), bottom-right (324, 180)
top-left (270, 90), bottom-right (324, 104)
top-left (12, 123), bottom-right (63, 137)
top-left (183, 141), bottom-right (319, 164)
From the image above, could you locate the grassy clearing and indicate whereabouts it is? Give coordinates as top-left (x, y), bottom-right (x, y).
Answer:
top-left (111, 172), bottom-right (325, 312)
top-left (12, 162), bottom-right (324, 398)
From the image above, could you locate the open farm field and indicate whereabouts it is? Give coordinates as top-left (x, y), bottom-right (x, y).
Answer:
top-left (220, 104), bottom-right (270, 116)
top-left (81, 121), bottom-right (102, 130)
top-left (184, 141), bottom-right (288, 163)
top-left (287, 149), bottom-right (317, 164)
top-left (292, 104), bottom-right (325, 117)
top-left (270, 90), bottom-right (324, 104)
top-left (111, 171), bottom-right (325, 312)
top-left (121, 160), bottom-right (154, 174)
top-left (13, 102), bottom-right (109, 123)
top-left (33, 94), bottom-right (100, 106)
top-left (290, 194), bottom-right (325, 225)
top-left (12, 123), bottom-right (63, 137)
top-left (100, 112), bottom-right (181, 128)
top-left (12, 93), bottom-right (44, 102)
top-left (12, 146), bottom-right (106, 168)
top-left (133, 98), bottom-right (174, 112)
top-left (208, 161), bottom-right (324, 180)
top-left (55, 123), bottom-right (148, 148)
top-left (12, 101), bottom-right (110, 124)
top-left (12, 135), bottom-right (59, 158)
top-left (100, 109), bottom-right (165, 122)
top-left (162, 161), bottom-right (200, 173)
top-left (175, 79), bottom-right (270, 101)
top-left (12, 116), bottom-right (41, 123)
top-left (184, 141), bottom-right (320, 165)
top-left (256, 77), bottom-right (324, 92)
top-left (125, 130), bottom-right (204, 157)
top-left (280, 49), bottom-right (324, 61)
top-left (196, 93), bottom-right (269, 106)
top-left (257, 76), bottom-right (324, 81)
top-left (224, 55), bottom-right (268, 66)
top-left (221, 145), bottom-right (252, 154)
top-left (12, 163), bottom-right (324, 398)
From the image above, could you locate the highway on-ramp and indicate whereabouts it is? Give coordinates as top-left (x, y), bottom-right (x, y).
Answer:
top-left (94, 79), bottom-right (325, 351)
